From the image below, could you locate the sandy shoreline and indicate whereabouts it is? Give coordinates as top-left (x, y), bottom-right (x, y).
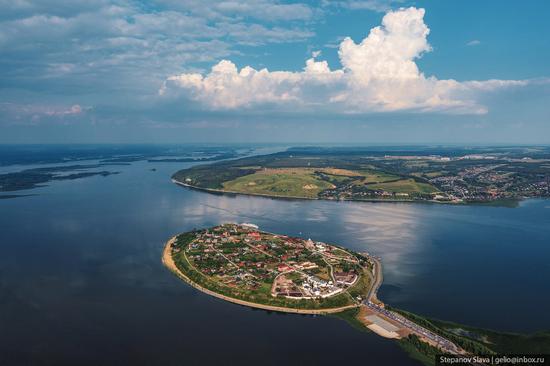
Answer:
top-left (162, 235), bottom-right (360, 315)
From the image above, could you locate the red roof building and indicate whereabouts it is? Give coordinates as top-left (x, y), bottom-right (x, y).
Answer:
top-left (277, 264), bottom-right (291, 272)
top-left (248, 232), bottom-right (261, 240)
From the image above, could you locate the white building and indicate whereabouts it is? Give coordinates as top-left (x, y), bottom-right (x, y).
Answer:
top-left (240, 223), bottom-right (259, 230)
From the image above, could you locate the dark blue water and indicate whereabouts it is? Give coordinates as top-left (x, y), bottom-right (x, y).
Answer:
top-left (1, 154), bottom-right (549, 366)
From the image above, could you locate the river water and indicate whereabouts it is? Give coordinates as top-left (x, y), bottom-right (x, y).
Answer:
top-left (1, 150), bottom-right (549, 366)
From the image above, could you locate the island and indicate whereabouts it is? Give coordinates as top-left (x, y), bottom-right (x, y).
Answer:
top-left (0, 165), bottom-right (121, 192)
top-left (0, 145), bottom-right (250, 198)
top-left (163, 223), bottom-right (550, 366)
top-left (172, 146), bottom-right (550, 204)
top-left (163, 223), bottom-right (371, 314)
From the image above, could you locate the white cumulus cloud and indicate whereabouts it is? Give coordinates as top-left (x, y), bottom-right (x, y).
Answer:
top-left (162, 7), bottom-right (529, 115)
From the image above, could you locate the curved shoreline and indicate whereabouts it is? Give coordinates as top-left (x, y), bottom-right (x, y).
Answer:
top-left (162, 236), bottom-right (360, 315)
top-left (365, 256), bottom-right (383, 304)
top-left (172, 179), bottom-right (324, 202)
top-left (172, 178), bottom-right (528, 207)
top-left (171, 178), bottom-right (446, 204)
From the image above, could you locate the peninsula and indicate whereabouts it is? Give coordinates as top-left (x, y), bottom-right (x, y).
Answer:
top-left (172, 146), bottom-right (550, 204)
top-left (163, 223), bottom-right (472, 362)
top-left (164, 223), bottom-right (550, 365)
top-left (163, 223), bottom-right (369, 313)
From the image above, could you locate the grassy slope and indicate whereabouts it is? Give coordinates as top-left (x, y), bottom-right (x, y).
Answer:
top-left (216, 168), bottom-right (439, 198)
top-left (366, 178), bottom-right (439, 194)
top-left (222, 168), bottom-right (334, 198)
top-left (356, 169), bottom-right (401, 183)
top-left (173, 152), bottom-right (442, 198)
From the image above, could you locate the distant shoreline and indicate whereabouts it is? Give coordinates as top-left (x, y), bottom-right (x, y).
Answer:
top-left (172, 179), bottom-right (325, 202)
top-left (162, 235), bottom-right (360, 315)
top-left (171, 178), bottom-right (525, 207)
top-left (171, 178), bottom-right (439, 203)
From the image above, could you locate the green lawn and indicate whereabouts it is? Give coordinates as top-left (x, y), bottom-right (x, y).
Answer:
top-left (286, 272), bottom-right (303, 281)
top-left (331, 247), bottom-right (354, 258)
top-left (346, 268), bottom-right (372, 299)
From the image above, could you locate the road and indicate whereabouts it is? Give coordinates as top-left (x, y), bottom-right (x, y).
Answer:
top-left (363, 301), bottom-right (462, 355)
top-left (361, 253), bottom-right (464, 356)
top-left (365, 256), bottom-right (383, 303)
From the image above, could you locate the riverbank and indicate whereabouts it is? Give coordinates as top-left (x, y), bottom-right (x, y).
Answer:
top-left (173, 178), bottom-right (529, 207)
top-left (162, 236), bottom-right (360, 315)
top-left (172, 179), bottom-right (324, 201)
top-left (171, 178), bottom-right (458, 205)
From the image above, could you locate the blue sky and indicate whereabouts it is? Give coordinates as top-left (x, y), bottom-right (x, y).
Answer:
top-left (1, 0), bottom-right (549, 144)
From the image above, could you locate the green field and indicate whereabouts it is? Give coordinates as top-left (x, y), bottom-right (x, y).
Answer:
top-left (366, 178), bottom-right (439, 194)
top-left (356, 169), bottom-right (401, 183)
top-left (423, 171), bottom-right (446, 178)
top-left (220, 167), bottom-right (438, 198)
top-left (172, 146), bottom-right (550, 204)
top-left (222, 168), bottom-right (335, 198)
top-left (187, 165), bottom-right (439, 199)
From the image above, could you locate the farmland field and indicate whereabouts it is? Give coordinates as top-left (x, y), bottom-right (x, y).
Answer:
top-left (356, 170), bottom-right (401, 183)
top-left (366, 179), bottom-right (439, 194)
top-left (222, 168), bottom-right (335, 198)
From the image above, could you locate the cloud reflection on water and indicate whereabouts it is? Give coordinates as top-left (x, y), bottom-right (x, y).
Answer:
top-left (176, 193), bottom-right (430, 292)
